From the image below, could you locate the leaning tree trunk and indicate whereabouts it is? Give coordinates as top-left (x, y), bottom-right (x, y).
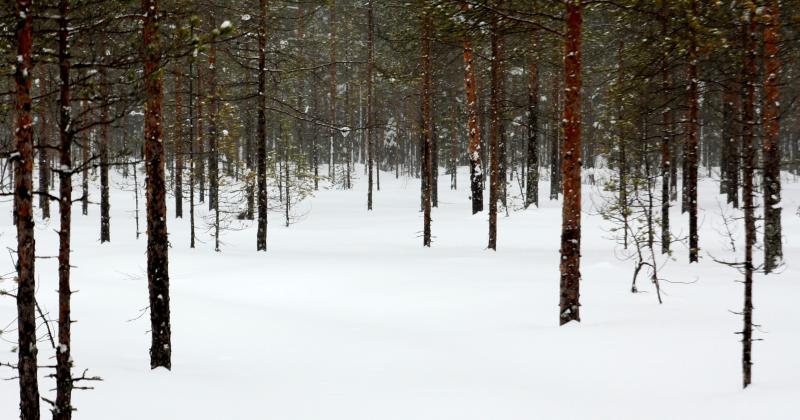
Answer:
top-left (420, 3), bottom-right (433, 247)
top-left (14, 1), bottom-right (41, 418)
top-left (559, 0), bottom-right (583, 326)
top-left (460, 0), bottom-right (483, 214)
top-left (762, 0), bottom-right (782, 273)
top-left (143, 0), bottom-right (172, 370)
top-left (256, 0), bottom-right (269, 251)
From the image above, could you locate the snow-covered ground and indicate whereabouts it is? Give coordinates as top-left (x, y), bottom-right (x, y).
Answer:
top-left (1, 166), bottom-right (799, 420)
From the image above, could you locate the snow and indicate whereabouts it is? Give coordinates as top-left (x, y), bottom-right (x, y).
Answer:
top-left (1, 166), bottom-right (799, 419)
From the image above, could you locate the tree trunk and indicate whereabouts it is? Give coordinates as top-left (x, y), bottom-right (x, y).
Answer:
top-left (100, 68), bottom-right (111, 243)
top-left (488, 2), bottom-right (503, 250)
top-left (420, 3), bottom-right (433, 247)
top-left (741, 9), bottom-right (757, 388)
top-left (461, 0), bottom-right (483, 214)
top-left (367, 0), bottom-right (375, 210)
top-left (525, 25), bottom-right (540, 209)
top-left (762, 0), bottom-right (782, 273)
top-left (687, 0), bottom-right (700, 263)
top-left (660, 11), bottom-right (670, 254)
top-left (143, 0), bottom-right (172, 370)
top-left (54, 3), bottom-right (74, 418)
top-left (37, 64), bottom-right (50, 219)
top-left (14, 1), bottom-right (40, 418)
top-left (256, 0), bottom-right (269, 251)
top-left (81, 101), bottom-right (89, 216)
top-left (175, 67), bottom-right (184, 218)
top-left (329, 0), bottom-right (337, 182)
top-left (208, 32), bottom-right (219, 213)
top-left (559, 0), bottom-right (582, 325)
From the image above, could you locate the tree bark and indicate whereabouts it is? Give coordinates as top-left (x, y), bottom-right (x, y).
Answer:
top-left (525, 24), bottom-right (540, 209)
top-left (256, 0), bottom-right (269, 251)
top-left (14, 0), bottom-right (40, 418)
top-left (741, 9), bottom-right (757, 388)
top-left (420, 3), bottom-right (433, 247)
top-left (762, 0), bottom-right (782, 273)
top-left (559, 0), bottom-right (582, 325)
top-left (461, 0), bottom-right (483, 214)
top-left (37, 65), bottom-right (50, 219)
top-left (174, 67), bottom-right (184, 218)
top-left (54, 3), bottom-right (74, 418)
top-left (143, 0), bottom-right (172, 369)
top-left (367, 0), bottom-right (375, 210)
top-left (488, 1), bottom-right (503, 250)
top-left (100, 68), bottom-right (111, 243)
top-left (687, 0), bottom-right (700, 263)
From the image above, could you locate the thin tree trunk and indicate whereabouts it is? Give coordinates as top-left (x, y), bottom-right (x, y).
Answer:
top-left (741, 9), bottom-right (757, 388)
top-left (54, 3), bottom-right (74, 417)
top-left (559, 0), bottom-right (583, 325)
top-left (488, 2), bottom-right (503, 250)
top-left (100, 69), bottom-right (111, 243)
top-left (15, 1), bottom-right (40, 418)
top-left (461, 0), bottom-right (483, 214)
top-left (38, 64), bottom-right (50, 219)
top-left (175, 67), bottom-right (184, 218)
top-left (660, 11), bottom-right (670, 254)
top-left (143, 0), bottom-right (172, 370)
top-left (256, 0), bottom-right (269, 251)
top-left (420, 3), bottom-right (433, 247)
top-left (208, 32), bottom-right (219, 213)
top-left (687, 1), bottom-right (700, 263)
top-left (367, 0), bottom-right (375, 210)
top-left (81, 101), bottom-right (89, 216)
top-left (762, 0), bottom-right (782, 273)
top-left (525, 23), bottom-right (540, 209)
top-left (329, 0), bottom-right (337, 182)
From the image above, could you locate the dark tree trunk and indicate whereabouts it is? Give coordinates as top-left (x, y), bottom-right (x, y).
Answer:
top-left (660, 11), bottom-right (671, 254)
top-left (559, 0), bottom-right (582, 325)
top-left (37, 65), bottom-right (50, 219)
top-left (687, 0), bottom-right (700, 263)
top-left (762, 0), bottom-right (782, 273)
top-left (420, 3), bottom-right (433, 247)
top-left (81, 102), bottom-right (89, 216)
top-left (14, 1), bottom-right (40, 418)
top-left (525, 26), bottom-right (540, 209)
top-left (488, 3), bottom-right (503, 250)
top-left (461, 0), bottom-right (483, 214)
top-left (143, 0), bottom-right (172, 370)
top-left (54, 3), bottom-right (74, 418)
top-left (208, 34), bottom-right (219, 213)
top-left (367, 0), bottom-right (375, 210)
top-left (175, 67), bottom-right (184, 218)
top-left (741, 10), bottom-right (757, 388)
top-left (256, 0), bottom-right (268, 251)
top-left (100, 69), bottom-right (111, 243)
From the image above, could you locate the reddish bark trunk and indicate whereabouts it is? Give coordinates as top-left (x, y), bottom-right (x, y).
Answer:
top-left (14, 0), bottom-right (40, 418)
top-left (559, 0), bottom-right (582, 325)
top-left (143, 0), bottom-right (172, 369)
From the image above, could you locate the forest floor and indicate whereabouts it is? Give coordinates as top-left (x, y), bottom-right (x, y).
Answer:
top-left (1, 166), bottom-right (799, 420)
